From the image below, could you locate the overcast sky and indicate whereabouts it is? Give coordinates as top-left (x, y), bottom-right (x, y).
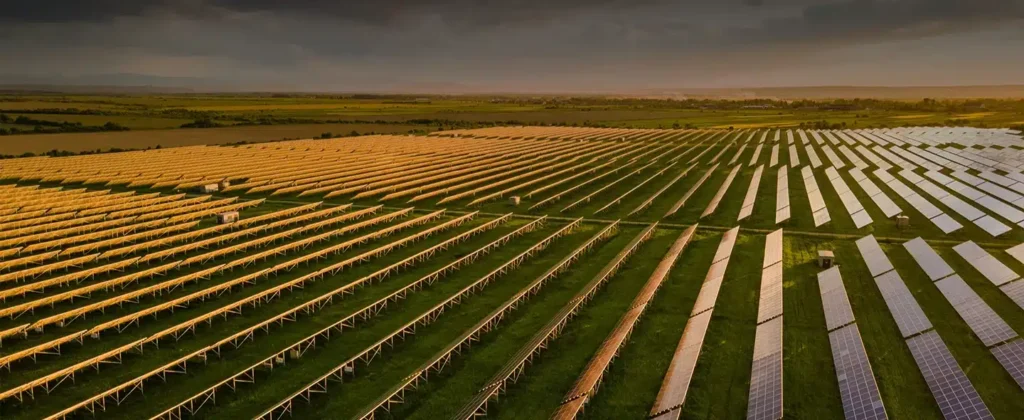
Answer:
top-left (1, 0), bottom-right (1023, 92)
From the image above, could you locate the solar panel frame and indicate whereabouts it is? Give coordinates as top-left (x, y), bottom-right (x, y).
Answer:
top-left (874, 270), bottom-right (933, 338)
top-left (758, 263), bottom-right (784, 324)
top-left (763, 229), bottom-right (783, 268)
top-left (975, 216), bottom-right (1012, 237)
top-left (990, 339), bottom-right (1024, 391)
top-left (828, 324), bottom-right (888, 420)
top-left (819, 267), bottom-right (856, 331)
top-left (649, 310), bottom-right (714, 418)
top-left (953, 241), bottom-right (1019, 286)
top-left (906, 331), bottom-right (994, 420)
top-left (813, 208), bottom-right (832, 227)
top-left (747, 316), bottom-right (784, 420)
top-left (856, 235), bottom-right (894, 277)
top-left (936, 275), bottom-right (1018, 347)
top-left (930, 214), bottom-right (963, 234)
top-left (903, 238), bottom-right (955, 281)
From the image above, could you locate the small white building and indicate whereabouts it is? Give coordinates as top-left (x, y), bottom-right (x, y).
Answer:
top-left (217, 211), bottom-right (239, 224)
top-left (197, 184), bottom-right (219, 194)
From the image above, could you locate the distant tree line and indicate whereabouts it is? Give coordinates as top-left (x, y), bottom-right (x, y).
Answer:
top-left (0, 113), bottom-right (129, 136)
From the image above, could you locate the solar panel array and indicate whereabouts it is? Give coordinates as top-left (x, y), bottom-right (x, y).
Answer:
top-left (855, 235), bottom-right (993, 419)
top-left (776, 168), bottom-right (791, 224)
top-left (650, 227), bottom-right (740, 420)
top-left (839, 145), bottom-right (868, 170)
top-left (848, 168), bottom-right (902, 218)
top-left (825, 167), bottom-right (872, 228)
top-left (818, 267), bottom-right (856, 331)
top-left (770, 144), bottom-right (780, 168)
top-left (829, 324), bottom-right (888, 420)
top-left (789, 144), bottom-right (801, 168)
top-left (750, 143), bottom-right (765, 167)
top-left (873, 169), bottom-right (962, 234)
top-left (702, 165), bottom-right (742, 218)
top-left (924, 171), bottom-right (1013, 237)
top-left (806, 145), bottom-right (824, 168)
top-left (747, 229), bottom-right (785, 420)
top-left (802, 166), bottom-right (831, 227)
top-left (953, 241), bottom-right (1019, 286)
top-left (904, 237), bottom-right (1024, 392)
top-left (906, 331), bottom-right (994, 420)
top-left (738, 165), bottom-right (765, 221)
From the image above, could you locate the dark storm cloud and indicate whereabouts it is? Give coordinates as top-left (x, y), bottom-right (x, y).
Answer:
top-left (0, 0), bottom-right (1022, 90)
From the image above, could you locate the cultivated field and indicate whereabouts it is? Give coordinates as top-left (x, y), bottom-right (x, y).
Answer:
top-left (1, 125), bottom-right (1024, 420)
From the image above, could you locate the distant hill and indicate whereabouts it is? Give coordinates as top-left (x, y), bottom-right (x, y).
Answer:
top-left (1, 73), bottom-right (1022, 99)
top-left (636, 85), bottom-right (1024, 100)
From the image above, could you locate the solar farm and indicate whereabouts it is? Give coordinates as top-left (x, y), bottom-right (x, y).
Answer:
top-left (2, 126), bottom-right (1024, 420)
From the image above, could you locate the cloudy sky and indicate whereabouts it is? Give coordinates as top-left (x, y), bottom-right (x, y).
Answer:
top-left (1, 0), bottom-right (1023, 92)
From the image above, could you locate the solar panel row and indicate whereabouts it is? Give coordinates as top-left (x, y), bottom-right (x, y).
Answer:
top-left (747, 230), bottom-right (785, 420)
top-left (826, 167), bottom-right (872, 228)
top-left (874, 169), bottom-right (962, 234)
top-left (776, 168), bottom-right (791, 224)
top-left (650, 228), bottom-right (740, 419)
top-left (738, 165), bottom-right (765, 221)
top-left (802, 166), bottom-right (831, 227)
top-left (854, 234), bottom-right (995, 420)
top-left (829, 324), bottom-right (888, 420)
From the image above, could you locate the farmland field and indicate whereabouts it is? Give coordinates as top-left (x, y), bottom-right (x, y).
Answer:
top-left (3, 94), bottom-right (1024, 155)
top-left (2, 125), bottom-right (1024, 420)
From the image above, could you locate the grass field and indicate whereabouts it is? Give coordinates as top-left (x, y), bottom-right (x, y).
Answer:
top-left (2, 125), bottom-right (1024, 420)
top-left (2, 93), bottom-right (1023, 156)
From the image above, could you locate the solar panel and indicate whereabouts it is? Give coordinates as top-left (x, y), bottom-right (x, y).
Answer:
top-left (952, 241), bottom-right (1019, 286)
top-left (789, 145), bottom-right (801, 167)
top-left (1006, 243), bottom-right (1024, 265)
top-left (935, 275), bottom-right (1018, 347)
top-left (738, 166), bottom-right (765, 221)
top-left (758, 263), bottom-right (784, 324)
top-left (940, 195), bottom-right (985, 221)
top-left (849, 168), bottom-right (868, 182)
top-left (873, 169), bottom-right (896, 184)
top-left (856, 235), bottom-right (894, 277)
top-left (714, 227), bottom-right (740, 263)
top-left (775, 206), bottom-right (790, 225)
top-left (851, 210), bottom-right (873, 229)
top-left (808, 189), bottom-right (826, 212)
top-left (905, 193), bottom-right (945, 219)
top-left (885, 178), bottom-right (915, 198)
top-left (807, 145), bottom-right (824, 168)
top-left (649, 310), bottom-right (714, 418)
top-left (874, 270), bottom-right (933, 338)
top-left (691, 275), bottom-right (723, 316)
top-left (903, 238), bottom-right (955, 281)
top-left (900, 170), bottom-right (925, 185)
top-left (829, 324), bottom-right (888, 420)
top-left (952, 171), bottom-right (986, 186)
top-left (990, 339), bottom-right (1024, 391)
top-left (930, 214), bottom-right (963, 234)
top-left (763, 229), bottom-right (783, 268)
top-left (925, 171), bottom-right (955, 186)
top-left (770, 144), bottom-right (780, 167)
top-left (819, 267), bottom-right (856, 331)
top-left (974, 195), bottom-right (1024, 223)
top-left (747, 316), bottom-right (784, 420)
top-left (813, 208), bottom-right (832, 227)
top-left (906, 331), bottom-right (994, 420)
top-left (975, 216), bottom-right (1011, 237)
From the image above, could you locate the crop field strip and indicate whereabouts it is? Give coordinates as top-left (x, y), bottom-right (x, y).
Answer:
top-left (4, 125), bottom-right (1024, 418)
